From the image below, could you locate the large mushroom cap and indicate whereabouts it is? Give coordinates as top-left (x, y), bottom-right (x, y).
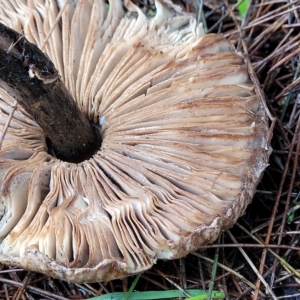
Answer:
top-left (0, 0), bottom-right (272, 283)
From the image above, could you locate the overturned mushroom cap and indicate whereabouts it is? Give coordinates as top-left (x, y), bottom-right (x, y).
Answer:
top-left (0, 0), bottom-right (272, 283)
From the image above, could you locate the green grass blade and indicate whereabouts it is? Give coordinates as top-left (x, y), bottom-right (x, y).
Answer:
top-left (91, 289), bottom-right (225, 300)
top-left (125, 274), bottom-right (141, 300)
top-left (187, 290), bottom-right (225, 300)
top-left (207, 236), bottom-right (220, 299)
top-left (237, 0), bottom-right (249, 18)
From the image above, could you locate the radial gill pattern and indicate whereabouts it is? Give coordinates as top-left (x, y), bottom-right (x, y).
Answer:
top-left (0, 0), bottom-right (272, 282)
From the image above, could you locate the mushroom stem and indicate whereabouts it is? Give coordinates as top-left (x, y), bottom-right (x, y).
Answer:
top-left (0, 23), bottom-right (101, 163)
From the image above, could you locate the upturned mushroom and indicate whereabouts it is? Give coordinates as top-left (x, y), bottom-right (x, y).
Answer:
top-left (0, 0), bottom-right (272, 283)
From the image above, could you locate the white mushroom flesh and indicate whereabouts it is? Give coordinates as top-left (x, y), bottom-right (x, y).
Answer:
top-left (0, 0), bottom-right (272, 282)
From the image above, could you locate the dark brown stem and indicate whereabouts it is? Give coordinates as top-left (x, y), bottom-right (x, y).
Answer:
top-left (0, 23), bottom-right (100, 163)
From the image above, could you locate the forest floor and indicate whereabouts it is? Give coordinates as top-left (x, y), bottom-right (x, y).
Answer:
top-left (0, 1), bottom-right (299, 299)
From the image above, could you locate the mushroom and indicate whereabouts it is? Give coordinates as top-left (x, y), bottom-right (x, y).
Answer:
top-left (0, 0), bottom-right (272, 283)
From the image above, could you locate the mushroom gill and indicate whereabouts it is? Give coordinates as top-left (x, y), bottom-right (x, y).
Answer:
top-left (0, 0), bottom-right (272, 283)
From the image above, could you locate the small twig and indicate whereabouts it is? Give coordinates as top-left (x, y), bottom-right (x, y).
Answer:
top-left (4, 284), bottom-right (9, 300)
top-left (155, 269), bottom-right (191, 298)
top-left (40, 0), bottom-right (69, 51)
top-left (180, 257), bottom-right (187, 290)
top-left (227, 231), bottom-right (278, 299)
top-left (196, 0), bottom-right (207, 33)
top-left (235, 269), bottom-right (273, 300)
top-left (269, 47), bottom-right (300, 73)
top-left (236, 223), bottom-right (300, 278)
top-left (275, 76), bottom-right (300, 101)
top-left (198, 257), bottom-right (206, 291)
top-left (141, 274), bottom-right (169, 290)
top-left (249, 16), bottom-right (287, 56)
top-left (0, 100), bottom-right (18, 150)
top-left (207, 236), bottom-right (220, 300)
top-left (249, 15), bottom-right (286, 52)
top-left (269, 114), bottom-right (300, 286)
top-left (207, 5), bottom-right (228, 34)
top-left (13, 272), bottom-right (31, 300)
top-left (224, 3), bottom-right (300, 37)
top-left (249, 5), bottom-right (300, 27)
top-left (283, 23), bottom-right (300, 27)
top-left (255, 31), bottom-right (299, 73)
top-left (204, 244), bottom-right (300, 251)
top-left (7, 33), bottom-right (25, 54)
top-left (192, 252), bottom-right (267, 298)
top-left (277, 292), bottom-right (300, 299)
top-left (0, 278), bottom-right (69, 300)
top-left (0, 269), bottom-right (24, 274)
top-left (282, 116), bottom-right (300, 235)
